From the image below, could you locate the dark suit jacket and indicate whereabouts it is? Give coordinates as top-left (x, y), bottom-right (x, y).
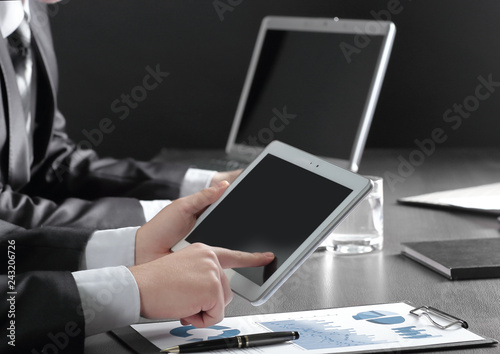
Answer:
top-left (0, 219), bottom-right (91, 354)
top-left (0, 1), bottom-right (189, 230)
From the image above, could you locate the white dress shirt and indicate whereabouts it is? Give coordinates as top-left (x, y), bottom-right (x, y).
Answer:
top-left (0, 0), bottom-right (24, 39)
top-left (2, 1), bottom-right (218, 336)
top-left (73, 227), bottom-right (140, 336)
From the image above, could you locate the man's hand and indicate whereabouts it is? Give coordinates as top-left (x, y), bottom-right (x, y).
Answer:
top-left (210, 169), bottom-right (243, 187)
top-left (135, 181), bottom-right (230, 265)
top-left (129, 243), bottom-right (274, 327)
top-left (132, 175), bottom-right (274, 327)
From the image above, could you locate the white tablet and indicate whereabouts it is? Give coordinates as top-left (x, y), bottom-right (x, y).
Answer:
top-left (172, 141), bottom-right (372, 305)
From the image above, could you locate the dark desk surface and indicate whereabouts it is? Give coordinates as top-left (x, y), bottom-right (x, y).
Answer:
top-left (86, 148), bottom-right (500, 353)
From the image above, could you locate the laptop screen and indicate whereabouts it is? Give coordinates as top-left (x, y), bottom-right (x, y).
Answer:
top-left (231, 26), bottom-right (390, 169)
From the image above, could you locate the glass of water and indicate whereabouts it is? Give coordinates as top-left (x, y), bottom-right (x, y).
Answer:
top-left (326, 176), bottom-right (383, 254)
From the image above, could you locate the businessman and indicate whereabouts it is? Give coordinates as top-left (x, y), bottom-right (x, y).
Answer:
top-left (1, 181), bottom-right (275, 353)
top-left (0, 0), bottom-right (237, 230)
top-left (1, 1), bottom-right (264, 353)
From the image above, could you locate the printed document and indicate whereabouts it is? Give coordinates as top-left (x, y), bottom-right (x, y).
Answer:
top-left (130, 302), bottom-right (494, 353)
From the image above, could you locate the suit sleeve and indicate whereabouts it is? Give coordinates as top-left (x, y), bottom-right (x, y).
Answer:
top-left (0, 183), bottom-right (147, 229)
top-left (32, 110), bottom-right (190, 202)
top-left (0, 221), bottom-right (91, 353)
top-left (0, 108), bottom-right (189, 229)
top-left (7, 108), bottom-right (190, 229)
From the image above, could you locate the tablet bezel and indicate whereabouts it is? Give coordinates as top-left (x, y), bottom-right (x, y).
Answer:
top-left (172, 141), bottom-right (372, 305)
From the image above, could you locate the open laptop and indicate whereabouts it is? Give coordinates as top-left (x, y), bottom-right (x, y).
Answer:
top-left (187, 16), bottom-right (396, 172)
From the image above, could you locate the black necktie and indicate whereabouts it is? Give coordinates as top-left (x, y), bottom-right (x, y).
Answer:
top-left (7, 13), bottom-right (33, 161)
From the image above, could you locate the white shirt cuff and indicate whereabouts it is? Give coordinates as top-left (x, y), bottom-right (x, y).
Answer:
top-left (180, 168), bottom-right (217, 197)
top-left (72, 266), bottom-right (140, 336)
top-left (140, 200), bottom-right (172, 222)
top-left (82, 227), bottom-right (139, 270)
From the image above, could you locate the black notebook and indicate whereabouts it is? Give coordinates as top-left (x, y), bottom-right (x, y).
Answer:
top-left (401, 238), bottom-right (500, 280)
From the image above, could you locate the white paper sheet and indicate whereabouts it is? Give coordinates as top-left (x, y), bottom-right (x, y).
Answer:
top-left (131, 302), bottom-right (489, 353)
top-left (399, 182), bottom-right (500, 214)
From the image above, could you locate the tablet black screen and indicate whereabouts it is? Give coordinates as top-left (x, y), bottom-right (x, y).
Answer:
top-left (185, 154), bottom-right (352, 286)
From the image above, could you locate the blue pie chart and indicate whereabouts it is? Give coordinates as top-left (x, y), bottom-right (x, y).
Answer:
top-left (353, 310), bottom-right (405, 325)
top-left (169, 325), bottom-right (240, 342)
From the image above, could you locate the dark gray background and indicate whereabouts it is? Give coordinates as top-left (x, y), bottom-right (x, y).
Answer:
top-left (49, 0), bottom-right (500, 161)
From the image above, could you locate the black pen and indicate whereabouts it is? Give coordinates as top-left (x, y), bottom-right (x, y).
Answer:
top-left (160, 331), bottom-right (299, 353)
